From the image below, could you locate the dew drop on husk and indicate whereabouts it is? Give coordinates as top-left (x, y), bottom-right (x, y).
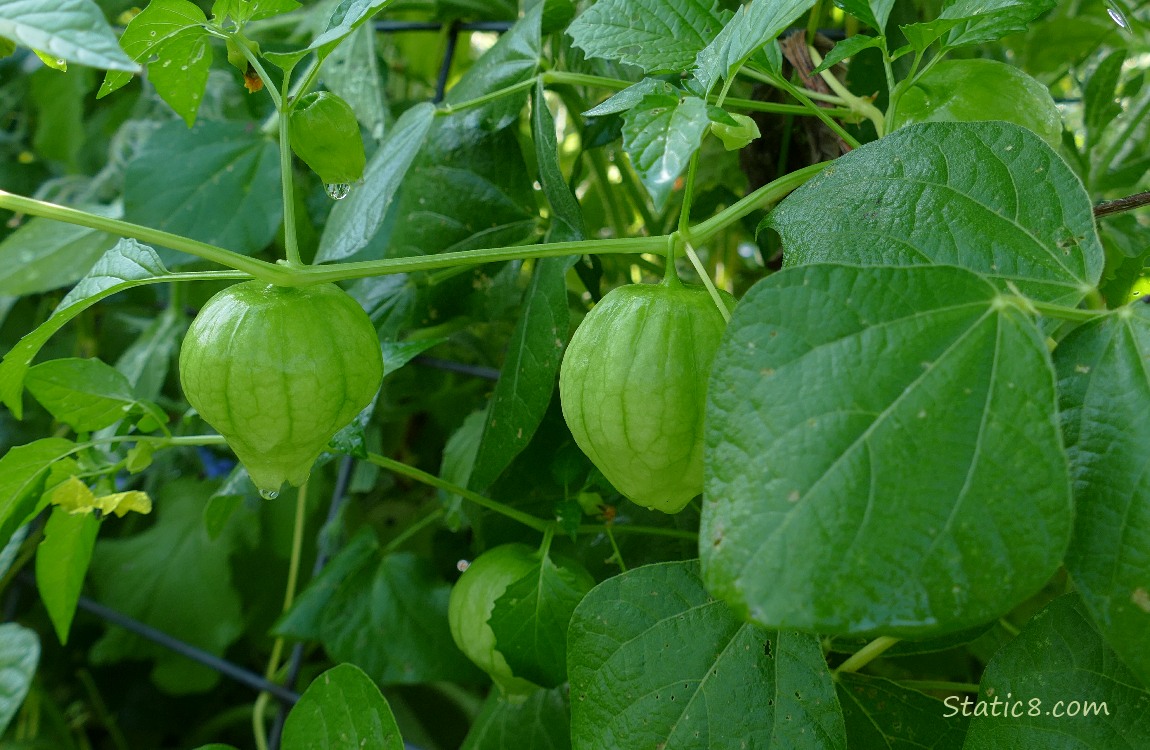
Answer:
top-left (325, 182), bottom-right (351, 200)
top-left (259, 488), bottom-right (280, 500)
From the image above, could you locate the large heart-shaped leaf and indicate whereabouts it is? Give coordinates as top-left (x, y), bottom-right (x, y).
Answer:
top-left (1055, 304), bottom-right (1150, 686)
top-left (703, 263), bottom-right (1071, 636)
top-left (568, 560), bottom-right (847, 749)
top-left (765, 121), bottom-right (1103, 307)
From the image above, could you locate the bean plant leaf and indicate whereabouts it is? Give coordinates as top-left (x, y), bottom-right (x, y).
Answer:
top-left (694, 0), bottom-right (817, 92)
top-left (467, 85), bottom-right (579, 492)
top-left (488, 555), bottom-right (589, 688)
top-left (0, 239), bottom-right (169, 417)
top-left (461, 686), bottom-right (571, 750)
top-left (0, 210), bottom-right (119, 296)
top-left (835, 0), bottom-right (895, 30)
top-left (567, 0), bottom-right (726, 73)
top-left (622, 94), bottom-right (711, 212)
top-left (25, 358), bottom-right (163, 433)
top-left (0, 0), bottom-right (136, 72)
top-left (0, 439), bottom-right (76, 553)
top-left (568, 560), bottom-right (847, 749)
top-left (1083, 49), bottom-right (1125, 148)
top-left (35, 507), bottom-right (99, 645)
top-left (766, 122), bottom-right (1103, 307)
top-left (963, 594), bottom-right (1150, 747)
top-left (0, 623), bottom-right (39, 737)
top-left (90, 479), bottom-right (245, 693)
top-left (702, 264), bottom-right (1072, 636)
top-left (836, 672), bottom-right (969, 749)
top-left (317, 103), bottom-right (435, 263)
top-left (282, 664), bottom-right (403, 750)
top-left (1055, 307), bottom-right (1150, 686)
top-left (97, 0), bottom-right (212, 126)
top-left (125, 121), bottom-right (281, 259)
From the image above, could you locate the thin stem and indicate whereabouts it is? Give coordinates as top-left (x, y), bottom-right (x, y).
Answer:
top-left (678, 153), bottom-right (701, 236)
top-left (1094, 190), bottom-right (1150, 218)
top-left (998, 618), bottom-right (1021, 637)
top-left (254, 482), bottom-right (308, 750)
top-left (682, 241), bottom-right (731, 323)
top-left (604, 526), bottom-right (626, 572)
top-left (765, 71), bottom-right (861, 148)
top-left (740, 67), bottom-right (846, 104)
top-left (438, 77), bottom-right (538, 116)
top-left (835, 635), bottom-right (900, 674)
top-left (807, 45), bottom-right (885, 136)
top-left (574, 524), bottom-right (697, 541)
top-left (1028, 299), bottom-right (1109, 322)
top-left (382, 507), bottom-right (446, 554)
top-left (278, 71), bottom-right (302, 267)
top-left (724, 95), bottom-right (852, 118)
top-left (213, 28), bottom-right (281, 110)
top-left (897, 680), bottom-right (980, 693)
top-left (366, 453), bottom-right (550, 533)
top-left (543, 71), bottom-right (632, 91)
top-left (0, 190), bottom-right (286, 283)
top-left (691, 162), bottom-right (829, 243)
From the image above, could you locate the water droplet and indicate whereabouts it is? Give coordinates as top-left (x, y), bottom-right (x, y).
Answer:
top-left (325, 182), bottom-right (352, 200)
top-left (456, 559), bottom-right (471, 572)
top-left (1107, 4), bottom-right (1130, 28)
top-left (259, 488), bottom-right (280, 500)
top-left (149, 30), bottom-right (157, 37)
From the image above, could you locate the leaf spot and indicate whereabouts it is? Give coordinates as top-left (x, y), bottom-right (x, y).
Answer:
top-left (1132, 588), bottom-right (1150, 613)
top-left (1075, 364), bottom-right (1090, 374)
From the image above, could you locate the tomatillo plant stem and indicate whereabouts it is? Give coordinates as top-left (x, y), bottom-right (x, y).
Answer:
top-left (279, 71), bottom-right (302, 267)
top-left (835, 636), bottom-right (900, 674)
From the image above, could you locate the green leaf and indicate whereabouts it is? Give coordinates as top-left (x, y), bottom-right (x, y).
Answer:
top-left (308, 0), bottom-right (401, 58)
top-left (488, 554), bottom-right (593, 688)
top-left (567, 0), bottom-right (726, 74)
top-left (0, 623), bottom-right (39, 737)
top-left (290, 539), bottom-right (484, 684)
top-left (114, 307), bottom-right (182, 401)
top-left (890, 60), bottom-right (1063, 148)
top-left (467, 85), bottom-right (578, 493)
top-left (813, 34), bottom-right (883, 74)
top-left (323, 22), bottom-right (387, 139)
top-left (834, 0), bottom-right (895, 30)
top-left (97, 0), bottom-right (211, 125)
top-left (1083, 49), bottom-right (1125, 148)
top-left (212, 0), bottom-right (300, 25)
top-left (461, 686), bottom-right (570, 750)
top-left (124, 121), bottom-right (282, 259)
top-left (963, 594), bottom-right (1150, 747)
top-left (622, 94), bottom-right (710, 211)
top-left (837, 672), bottom-right (969, 749)
top-left (0, 210), bottom-right (119, 297)
top-left (1055, 308), bottom-right (1150, 686)
top-left (766, 122), bottom-right (1103, 307)
top-left (25, 357), bottom-right (157, 433)
top-left (0, 0), bottom-right (136, 71)
top-left (568, 560), bottom-right (847, 749)
top-left (582, 78), bottom-right (677, 117)
top-left (702, 264), bottom-right (1071, 636)
top-left (0, 239), bottom-right (169, 417)
top-left (316, 102), bottom-right (435, 263)
top-left (35, 507), bottom-right (99, 645)
top-left (533, 83), bottom-right (587, 244)
top-left (694, 0), bottom-right (816, 92)
top-left (0, 439), bottom-right (76, 560)
top-left (941, 0), bottom-right (1057, 49)
top-left (90, 478), bottom-right (245, 693)
top-left (282, 664), bottom-right (403, 750)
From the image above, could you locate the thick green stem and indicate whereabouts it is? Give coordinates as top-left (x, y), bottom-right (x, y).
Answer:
top-left (438, 78), bottom-right (538, 116)
top-left (691, 162), bottom-right (829, 243)
top-left (0, 190), bottom-right (285, 282)
top-left (278, 71), bottom-right (302, 267)
top-left (835, 636), bottom-right (900, 674)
